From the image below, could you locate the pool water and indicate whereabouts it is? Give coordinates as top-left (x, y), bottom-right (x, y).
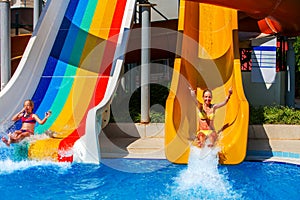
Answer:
top-left (0, 146), bottom-right (299, 200)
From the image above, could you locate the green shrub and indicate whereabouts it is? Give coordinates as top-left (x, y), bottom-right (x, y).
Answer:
top-left (250, 105), bottom-right (300, 125)
top-left (129, 83), bottom-right (168, 123)
top-left (149, 111), bottom-right (165, 123)
top-left (110, 83), bottom-right (169, 123)
top-left (249, 105), bottom-right (264, 124)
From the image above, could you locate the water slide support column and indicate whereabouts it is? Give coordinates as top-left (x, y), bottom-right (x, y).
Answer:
top-left (286, 37), bottom-right (296, 107)
top-left (0, 0), bottom-right (11, 90)
top-left (34, 0), bottom-right (43, 29)
top-left (139, 2), bottom-right (153, 123)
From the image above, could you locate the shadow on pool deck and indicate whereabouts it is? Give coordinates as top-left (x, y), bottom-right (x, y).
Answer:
top-left (100, 123), bottom-right (166, 159)
top-left (247, 125), bottom-right (272, 159)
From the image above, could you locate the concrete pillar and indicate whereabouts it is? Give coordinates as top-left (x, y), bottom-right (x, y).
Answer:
top-left (286, 37), bottom-right (296, 107)
top-left (0, 0), bottom-right (11, 90)
top-left (34, 0), bottom-right (43, 29)
top-left (128, 63), bottom-right (137, 94)
top-left (139, 2), bottom-right (153, 123)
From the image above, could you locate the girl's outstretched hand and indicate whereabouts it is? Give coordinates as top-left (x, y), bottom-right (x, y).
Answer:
top-left (189, 87), bottom-right (196, 98)
top-left (228, 88), bottom-right (233, 96)
top-left (45, 111), bottom-right (52, 118)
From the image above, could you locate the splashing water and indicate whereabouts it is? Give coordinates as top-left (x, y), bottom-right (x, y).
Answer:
top-left (168, 145), bottom-right (242, 200)
top-left (0, 127), bottom-right (58, 162)
top-left (0, 119), bottom-right (15, 139)
top-left (0, 158), bottom-right (71, 175)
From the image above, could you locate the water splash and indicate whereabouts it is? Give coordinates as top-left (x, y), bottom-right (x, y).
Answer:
top-left (168, 145), bottom-right (242, 199)
top-left (0, 123), bottom-right (73, 174)
top-left (0, 158), bottom-right (71, 175)
top-left (0, 130), bottom-right (59, 162)
top-left (0, 119), bottom-right (15, 139)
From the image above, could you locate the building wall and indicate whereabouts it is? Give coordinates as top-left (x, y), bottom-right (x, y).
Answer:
top-left (242, 71), bottom-right (286, 106)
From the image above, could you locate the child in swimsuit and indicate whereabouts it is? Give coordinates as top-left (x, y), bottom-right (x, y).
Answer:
top-left (190, 88), bottom-right (232, 148)
top-left (1, 99), bottom-right (51, 147)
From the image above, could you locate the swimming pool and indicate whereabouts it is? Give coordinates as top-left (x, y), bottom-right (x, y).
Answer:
top-left (0, 146), bottom-right (299, 200)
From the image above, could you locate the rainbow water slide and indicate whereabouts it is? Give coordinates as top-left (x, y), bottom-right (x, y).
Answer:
top-left (0, 0), bottom-right (135, 163)
top-left (165, 1), bottom-right (249, 164)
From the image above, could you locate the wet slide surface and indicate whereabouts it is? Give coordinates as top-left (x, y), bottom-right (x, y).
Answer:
top-left (165, 1), bottom-right (249, 164)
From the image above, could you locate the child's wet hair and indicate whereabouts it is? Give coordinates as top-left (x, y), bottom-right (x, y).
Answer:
top-left (24, 99), bottom-right (34, 109)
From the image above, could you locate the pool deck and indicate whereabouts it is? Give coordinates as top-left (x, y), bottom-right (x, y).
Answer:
top-left (100, 123), bottom-right (165, 159)
top-left (100, 123), bottom-right (300, 165)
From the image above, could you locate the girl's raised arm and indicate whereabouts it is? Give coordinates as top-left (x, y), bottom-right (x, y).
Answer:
top-left (213, 88), bottom-right (232, 111)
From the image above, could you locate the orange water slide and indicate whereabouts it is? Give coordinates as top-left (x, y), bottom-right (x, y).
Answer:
top-left (165, 1), bottom-right (249, 164)
top-left (190, 0), bottom-right (300, 36)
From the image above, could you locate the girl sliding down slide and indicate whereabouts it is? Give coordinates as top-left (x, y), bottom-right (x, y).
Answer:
top-left (2, 100), bottom-right (51, 147)
top-left (189, 88), bottom-right (232, 148)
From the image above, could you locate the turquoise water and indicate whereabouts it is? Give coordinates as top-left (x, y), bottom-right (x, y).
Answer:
top-left (0, 145), bottom-right (299, 199)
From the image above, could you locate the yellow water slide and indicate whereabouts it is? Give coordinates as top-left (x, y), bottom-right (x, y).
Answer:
top-left (165, 1), bottom-right (249, 164)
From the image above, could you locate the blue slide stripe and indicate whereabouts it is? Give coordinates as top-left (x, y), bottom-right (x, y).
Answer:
top-left (32, 1), bottom-right (82, 131)
top-left (32, 1), bottom-right (80, 110)
top-left (33, 0), bottom-right (94, 132)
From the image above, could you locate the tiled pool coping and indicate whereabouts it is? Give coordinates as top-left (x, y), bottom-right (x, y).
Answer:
top-left (247, 150), bottom-right (300, 159)
top-left (246, 150), bottom-right (300, 165)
